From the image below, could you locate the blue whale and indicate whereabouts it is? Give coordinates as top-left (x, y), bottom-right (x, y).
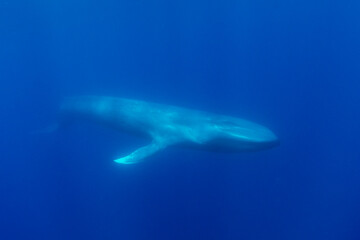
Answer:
top-left (59, 96), bottom-right (279, 164)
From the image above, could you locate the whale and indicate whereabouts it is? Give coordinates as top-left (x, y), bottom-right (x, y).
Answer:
top-left (58, 96), bottom-right (279, 164)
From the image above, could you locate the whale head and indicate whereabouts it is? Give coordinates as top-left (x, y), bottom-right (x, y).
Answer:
top-left (206, 117), bottom-right (279, 152)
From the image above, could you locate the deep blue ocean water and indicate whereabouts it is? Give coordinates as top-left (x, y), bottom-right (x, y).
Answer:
top-left (1, 0), bottom-right (360, 239)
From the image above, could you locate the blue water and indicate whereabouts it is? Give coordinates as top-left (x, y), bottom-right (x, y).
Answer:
top-left (1, 0), bottom-right (360, 239)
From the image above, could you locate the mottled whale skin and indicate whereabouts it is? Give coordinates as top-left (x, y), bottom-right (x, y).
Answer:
top-left (60, 96), bottom-right (279, 164)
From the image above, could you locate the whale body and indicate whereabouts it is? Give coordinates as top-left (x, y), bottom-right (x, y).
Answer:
top-left (59, 96), bottom-right (279, 164)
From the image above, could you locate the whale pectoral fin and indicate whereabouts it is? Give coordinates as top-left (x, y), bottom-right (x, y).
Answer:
top-left (113, 142), bottom-right (165, 165)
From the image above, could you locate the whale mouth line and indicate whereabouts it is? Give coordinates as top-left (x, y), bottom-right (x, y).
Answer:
top-left (216, 124), bottom-right (278, 144)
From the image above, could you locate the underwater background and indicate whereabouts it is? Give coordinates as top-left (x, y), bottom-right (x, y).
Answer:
top-left (1, 0), bottom-right (360, 239)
